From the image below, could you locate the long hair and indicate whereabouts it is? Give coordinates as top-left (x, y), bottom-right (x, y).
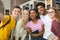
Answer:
top-left (48, 7), bottom-right (60, 20)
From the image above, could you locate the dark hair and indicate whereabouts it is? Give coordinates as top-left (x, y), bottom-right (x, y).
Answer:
top-left (35, 2), bottom-right (45, 12)
top-left (14, 6), bottom-right (21, 10)
top-left (29, 9), bottom-right (40, 21)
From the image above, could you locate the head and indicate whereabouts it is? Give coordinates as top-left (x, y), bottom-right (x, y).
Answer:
top-left (22, 9), bottom-right (29, 20)
top-left (29, 9), bottom-right (40, 21)
top-left (35, 2), bottom-right (46, 15)
top-left (48, 7), bottom-right (60, 19)
top-left (47, 5), bottom-right (50, 10)
top-left (12, 6), bottom-right (21, 20)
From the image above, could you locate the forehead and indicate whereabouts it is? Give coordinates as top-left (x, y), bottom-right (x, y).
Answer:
top-left (23, 10), bottom-right (29, 14)
top-left (37, 5), bottom-right (44, 9)
top-left (30, 10), bottom-right (35, 13)
top-left (23, 10), bottom-right (29, 13)
top-left (48, 9), bottom-right (55, 12)
top-left (13, 8), bottom-right (20, 11)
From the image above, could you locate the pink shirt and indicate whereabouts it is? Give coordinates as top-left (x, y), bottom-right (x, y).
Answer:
top-left (26, 19), bottom-right (44, 32)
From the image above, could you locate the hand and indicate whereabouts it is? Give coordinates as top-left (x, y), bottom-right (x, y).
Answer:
top-left (22, 18), bottom-right (27, 24)
top-left (53, 35), bottom-right (59, 40)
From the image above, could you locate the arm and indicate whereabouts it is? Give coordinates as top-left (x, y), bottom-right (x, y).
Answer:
top-left (37, 24), bottom-right (45, 36)
top-left (0, 13), bottom-right (5, 21)
top-left (23, 25), bottom-right (32, 35)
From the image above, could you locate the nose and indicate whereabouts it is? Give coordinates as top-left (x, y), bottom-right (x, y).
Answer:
top-left (39, 8), bottom-right (42, 11)
top-left (15, 12), bottom-right (19, 15)
top-left (16, 11), bottom-right (18, 14)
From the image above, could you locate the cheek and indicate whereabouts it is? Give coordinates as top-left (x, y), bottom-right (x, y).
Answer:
top-left (49, 13), bottom-right (53, 16)
top-left (38, 10), bottom-right (40, 13)
top-left (12, 12), bottom-right (17, 15)
top-left (13, 13), bottom-right (16, 16)
top-left (52, 13), bottom-right (55, 17)
top-left (17, 12), bottom-right (20, 15)
top-left (25, 15), bottom-right (28, 18)
top-left (49, 13), bottom-right (55, 18)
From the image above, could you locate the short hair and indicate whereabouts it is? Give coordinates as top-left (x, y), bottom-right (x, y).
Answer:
top-left (14, 6), bottom-right (21, 10)
top-left (35, 2), bottom-right (45, 11)
top-left (35, 2), bottom-right (45, 8)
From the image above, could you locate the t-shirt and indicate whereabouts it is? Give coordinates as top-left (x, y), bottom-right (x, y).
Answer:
top-left (51, 20), bottom-right (60, 38)
top-left (0, 15), bottom-right (16, 40)
top-left (26, 19), bottom-right (44, 32)
top-left (40, 14), bottom-right (52, 39)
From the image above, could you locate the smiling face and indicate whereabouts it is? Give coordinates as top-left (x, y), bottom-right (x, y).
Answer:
top-left (22, 10), bottom-right (29, 20)
top-left (30, 10), bottom-right (37, 20)
top-left (48, 9), bottom-right (56, 18)
top-left (37, 5), bottom-right (45, 15)
top-left (12, 8), bottom-right (21, 19)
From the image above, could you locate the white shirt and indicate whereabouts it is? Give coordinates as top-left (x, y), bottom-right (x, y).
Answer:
top-left (40, 14), bottom-right (52, 39)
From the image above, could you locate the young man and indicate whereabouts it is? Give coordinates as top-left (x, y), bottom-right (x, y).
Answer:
top-left (35, 2), bottom-right (53, 40)
top-left (0, 6), bottom-right (21, 40)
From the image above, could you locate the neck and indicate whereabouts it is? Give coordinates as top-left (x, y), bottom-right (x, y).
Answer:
top-left (42, 12), bottom-right (47, 16)
top-left (32, 19), bottom-right (38, 22)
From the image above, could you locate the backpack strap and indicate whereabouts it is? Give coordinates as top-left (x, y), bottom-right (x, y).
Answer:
top-left (0, 15), bottom-right (11, 29)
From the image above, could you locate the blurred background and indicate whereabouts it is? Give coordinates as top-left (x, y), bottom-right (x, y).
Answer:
top-left (0, 0), bottom-right (60, 15)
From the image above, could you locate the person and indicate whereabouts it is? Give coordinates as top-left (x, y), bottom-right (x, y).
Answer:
top-left (26, 9), bottom-right (45, 40)
top-left (48, 7), bottom-right (60, 40)
top-left (15, 9), bottom-right (29, 40)
top-left (35, 2), bottom-right (52, 40)
top-left (0, 6), bottom-right (21, 40)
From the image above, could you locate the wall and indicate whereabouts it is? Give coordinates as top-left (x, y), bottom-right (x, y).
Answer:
top-left (1, 0), bottom-right (11, 9)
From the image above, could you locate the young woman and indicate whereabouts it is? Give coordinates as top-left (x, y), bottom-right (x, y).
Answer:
top-left (26, 9), bottom-right (45, 40)
top-left (15, 9), bottom-right (29, 40)
top-left (48, 7), bottom-right (60, 40)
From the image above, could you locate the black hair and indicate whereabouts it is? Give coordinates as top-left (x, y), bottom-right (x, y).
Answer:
top-left (29, 9), bottom-right (40, 21)
top-left (14, 6), bottom-right (21, 10)
top-left (35, 2), bottom-right (45, 12)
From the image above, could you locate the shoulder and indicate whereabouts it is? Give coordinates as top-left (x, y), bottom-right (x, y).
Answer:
top-left (17, 18), bottom-right (23, 24)
top-left (38, 19), bottom-right (44, 25)
top-left (52, 19), bottom-right (56, 23)
top-left (38, 19), bottom-right (43, 22)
